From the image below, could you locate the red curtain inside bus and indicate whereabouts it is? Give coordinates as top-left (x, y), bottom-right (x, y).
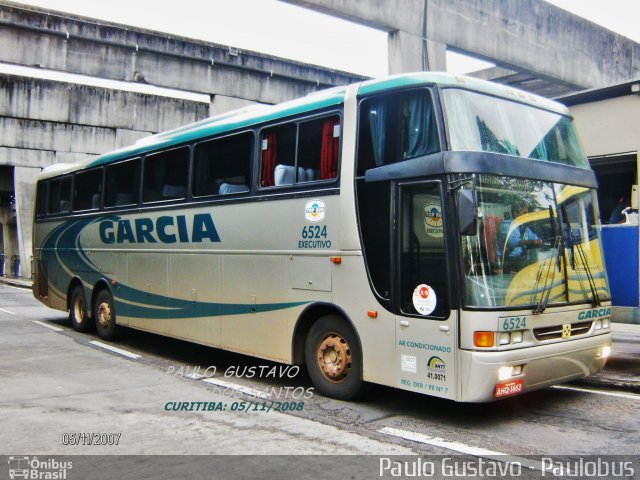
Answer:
top-left (261, 132), bottom-right (277, 187)
top-left (320, 118), bottom-right (339, 180)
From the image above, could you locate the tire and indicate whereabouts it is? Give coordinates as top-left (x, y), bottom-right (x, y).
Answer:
top-left (305, 314), bottom-right (365, 400)
top-left (93, 289), bottom-right (121, 340)
top-left (69, 284), bottom-right (92, 332)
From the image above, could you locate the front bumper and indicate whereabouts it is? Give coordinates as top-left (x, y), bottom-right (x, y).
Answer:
top-left (458, 333), bottom-right (611, 402)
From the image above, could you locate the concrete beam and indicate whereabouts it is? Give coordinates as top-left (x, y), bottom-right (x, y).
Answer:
top-left (0, 75), bottom-right (209, 132)
top-left (282, 0), bottom-right (640, 88)
top-left (0, 1), bottom-right (364, 104)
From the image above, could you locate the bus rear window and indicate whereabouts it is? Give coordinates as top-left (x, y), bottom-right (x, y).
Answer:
top-left (35, 182), bottom-right (47, 217)
top-left (73, 168), bottom-right (103, 211)
top-left (47, 177), bottom-right (72, 214)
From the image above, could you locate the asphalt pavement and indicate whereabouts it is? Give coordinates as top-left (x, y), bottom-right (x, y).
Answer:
top-left (2, 276), bottom-right (638, 393)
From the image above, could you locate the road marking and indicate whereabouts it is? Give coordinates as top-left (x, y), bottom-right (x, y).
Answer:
top-left (378, 427), bottom-right (540, 471)
top-left (32, 320), bottom-right (63, 332)
top-left (0, 307), bottom-right (17, 315)
top-left (89, 340), bottom-right (142, 359)
top-left (201, 377), bottom-right (270, 399)
top-left (551, 384), bottom-right (640, 400)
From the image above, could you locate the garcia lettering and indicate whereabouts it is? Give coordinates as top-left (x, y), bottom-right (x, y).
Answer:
top-left (99, 214), bottom-right (221, 244)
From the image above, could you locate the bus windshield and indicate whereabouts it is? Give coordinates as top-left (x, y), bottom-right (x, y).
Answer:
top-left (462, 175), bottom-right (610, 309)
top-left (442, 88), bottom-right (589, 169)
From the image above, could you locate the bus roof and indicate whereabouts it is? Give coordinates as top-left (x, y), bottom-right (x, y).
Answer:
top-left (38, 72), bottom-right (570, 180)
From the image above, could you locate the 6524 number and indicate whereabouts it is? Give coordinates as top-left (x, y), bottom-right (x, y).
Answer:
top-left (302, 225), bottom-right (327, 239)
top-left (502, 316), bottom-right (526, 331)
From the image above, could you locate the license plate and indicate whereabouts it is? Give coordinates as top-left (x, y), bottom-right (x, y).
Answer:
top-left (495, 379), bottom-right (524, 398)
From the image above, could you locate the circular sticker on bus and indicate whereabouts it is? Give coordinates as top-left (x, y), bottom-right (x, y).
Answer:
top-left (423, 204), bottom-right (443, 238)
top-left (412, 284), bottom-right (437, 316)
top-left (305, 200), bottom-right (326, 223)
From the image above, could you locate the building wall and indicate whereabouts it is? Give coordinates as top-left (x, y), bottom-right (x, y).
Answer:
top-left (570, 95), bottom-right (640, 158)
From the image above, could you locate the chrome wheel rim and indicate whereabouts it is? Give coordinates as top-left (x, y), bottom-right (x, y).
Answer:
top-left (73, 295), bottom-right (85, 324)
top-left (317, 332), bottom-right (352, 383)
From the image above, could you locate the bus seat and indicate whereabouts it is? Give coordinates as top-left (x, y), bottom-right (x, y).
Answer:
top-left (274, 164), bottom-right (306, 185)
top-left (305, 168), bottom-right (320, 181)
top-left (219, 182), bottom-right (248, 194)
top-left (162, 184), bottom-right (186, 198)
top-left (59, 200), bottom-right (71, 212)
top-left (115, 192), bottom-right (133, 205)
top-left (91, 194), bottom-right (101, 209)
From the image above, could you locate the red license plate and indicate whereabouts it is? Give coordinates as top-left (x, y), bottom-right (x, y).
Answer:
top-left (495, 379), bottom-right (524, 398)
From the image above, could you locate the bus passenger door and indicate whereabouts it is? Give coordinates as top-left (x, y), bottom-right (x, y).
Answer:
top-left (395, 180), bottom-right (457, 400)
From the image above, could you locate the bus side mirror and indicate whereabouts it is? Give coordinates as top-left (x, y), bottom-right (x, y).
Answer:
top-left (458, 188), bottom-right (478, 236)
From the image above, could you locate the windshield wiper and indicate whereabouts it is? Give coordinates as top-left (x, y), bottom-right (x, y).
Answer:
top-left (532, 206), bottom-right (563, 314)
top-left (573, 242), bottom-right (602, 307)
top-left (559, 204), bottom-right (601, 308)
top-left (532, 234), bottom-right (561, 314)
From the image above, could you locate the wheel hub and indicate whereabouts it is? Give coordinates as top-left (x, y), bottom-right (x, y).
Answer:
top-left (317, 333), bottom-right (352, 382)
top-left (97, 301), bottom-right (111, 328)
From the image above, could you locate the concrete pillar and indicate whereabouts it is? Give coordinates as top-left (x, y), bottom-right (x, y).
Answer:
top-left (2, 221), bottom-right (17, 277)
top-left (388, 31), bottom-right (447, 74)
top-left (14, 167), bottom-right (40, 279)
top-left (388, 30), bottom-right (424, 74)
top-left (425, 39), bottom-right (447, 72)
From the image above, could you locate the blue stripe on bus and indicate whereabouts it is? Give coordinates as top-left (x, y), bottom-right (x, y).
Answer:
top-left (40, 218), bottom-right (308, 319)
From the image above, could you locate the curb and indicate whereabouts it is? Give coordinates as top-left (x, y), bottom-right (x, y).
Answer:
top-left (0, 277), bottom-right (32, 289)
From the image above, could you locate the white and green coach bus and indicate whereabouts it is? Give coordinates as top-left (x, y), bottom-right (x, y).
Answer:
top-left (33, 73), bottom-right (612, 402)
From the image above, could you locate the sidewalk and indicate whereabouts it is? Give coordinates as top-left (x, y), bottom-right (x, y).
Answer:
top-left (577, 322), bottom-right (640, 393)
top-left (1, 276), bottom-right (638, 392)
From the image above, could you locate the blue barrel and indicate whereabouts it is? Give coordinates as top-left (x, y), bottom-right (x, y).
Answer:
top-left (601, 225), bottom-right (639, 307)
top-left (12, 255), bottom-right (21, 278)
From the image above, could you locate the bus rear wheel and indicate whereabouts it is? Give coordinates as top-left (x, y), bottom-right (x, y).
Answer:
top-left (69, 285), bottom-right (92, 332)
top-left (94, 289), bottom-right (120, 340)
top-left (305, 315), bottom-right (365, 400)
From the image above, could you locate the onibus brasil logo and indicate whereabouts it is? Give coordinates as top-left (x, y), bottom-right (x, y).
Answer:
top-left (8, 456), bottom-right (73, 479)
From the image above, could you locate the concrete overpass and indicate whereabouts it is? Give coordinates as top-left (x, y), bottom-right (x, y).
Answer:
top-left (283, 0), bottom-right (640, 97)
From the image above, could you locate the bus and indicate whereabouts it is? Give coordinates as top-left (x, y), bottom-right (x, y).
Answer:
top-left (32, 72), bottom-right (612, 402)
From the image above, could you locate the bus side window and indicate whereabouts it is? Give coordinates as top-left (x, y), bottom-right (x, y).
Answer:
top-left (297, 116), bottom-right (340, 183)
top-left (73, 168), bottom-right (103, 211)
top-left (261, 124), bottom-right (296, 187)
top-left (192, 132), bottom-right (253, 197)
top-left (357, 90), bottom-right (439, 176)
top-left (105, 158), bottom-right (141, 208)
top-left (261, 115), bottom-right (341, 187)
top-left (143, 147), bottom-right (189, 203)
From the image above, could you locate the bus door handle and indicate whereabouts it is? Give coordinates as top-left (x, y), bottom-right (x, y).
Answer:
top-left (439, 325), bottom-right (450, 333)
top-left (399, 320), bottom-right (410, 328)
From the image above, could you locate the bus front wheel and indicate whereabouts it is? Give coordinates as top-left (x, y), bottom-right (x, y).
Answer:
top-left (69, 285), bottom-right (92, 332)
top-left (94, 289), bottom-right (120, 340)
top-left (305, 315), bottom-right (365, 400)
